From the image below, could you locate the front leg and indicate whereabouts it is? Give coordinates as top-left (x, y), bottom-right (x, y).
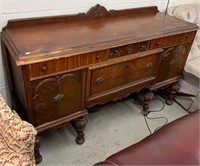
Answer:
top-left (34, 136), bottom-right (42, 164)
top-left (165, 82), bottom-right (179, 105)
top-left (142, 90), bottom-right (154, 116)
top-left (71, 116), bottom-right (88, 145)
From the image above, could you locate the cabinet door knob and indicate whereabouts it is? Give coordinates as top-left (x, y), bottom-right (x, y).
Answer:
top-left (41, 66), bottom-right (48, 72)
top-left (96, 78), bottom-right (104, 85)
top-left (170, 59), bottom-right (176, 68)
top-left (145, 63), bottom-right (152, 71)
top-left (96, 53), bottom-right (100, 60)
top-left (54, 94), bottom-right (64, 103)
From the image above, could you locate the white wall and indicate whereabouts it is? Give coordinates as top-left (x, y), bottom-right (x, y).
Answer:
top-left (0, 0), bottom-right (199, 105)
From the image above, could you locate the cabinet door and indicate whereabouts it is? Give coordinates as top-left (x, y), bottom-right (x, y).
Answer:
top-left (156, 44), bottom-right (190, 83)
top-left (32, 70), bottom-right (82, 125)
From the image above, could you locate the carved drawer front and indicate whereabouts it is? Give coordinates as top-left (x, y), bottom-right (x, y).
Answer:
top-left (150, 31), bottom-right (196, 49)
top-left (109, 41), bottom-right (149, 59)
top-left (156, 44), bottom-right (190, 83)
top-left (89, 52), bottom-right (160, 97)
top-left (32, 70), bottom-right (83, 125)
top-left (29, 50), bottom-right (108, 78)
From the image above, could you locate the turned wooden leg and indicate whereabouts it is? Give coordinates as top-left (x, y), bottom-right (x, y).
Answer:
top-left (141, 90), bottom-right (154, 116)
top-left (34, 136), bottom-right (42, 164)
top-left (71, 116), bottom-right (88, 145)
top-left (165, 82), bottom-right (179, 105)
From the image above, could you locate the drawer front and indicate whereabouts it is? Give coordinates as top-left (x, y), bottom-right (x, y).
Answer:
top-left (109, 41), bottom-right (149, 59)
top-left (89, 53), bottom-right (160, 96)
top-left (150, 31), bottom-right (196, 49)
top-left (29, 49), bottom-right (108, 78)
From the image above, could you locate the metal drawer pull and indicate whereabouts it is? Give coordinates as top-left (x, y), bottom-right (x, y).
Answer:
top-left (96, 78), bottom-right (104, 85)
top-left (140, 44), bottom-right (147, 51)
top-left (126, 45), bottom-right (133, 54)
top-left (54, 94), bottom-right (64, 103)
top-left (145, 63), bottom-right (152, 71)
top-left (110, 50), bottom-right (120, 58)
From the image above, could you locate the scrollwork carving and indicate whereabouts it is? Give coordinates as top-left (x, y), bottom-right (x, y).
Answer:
top-left (163, 47), bottom-right (175, 59)
top-left (86, 4), bottom-right (109, 18)
top-left (33, 73), bottom-right (80, 97)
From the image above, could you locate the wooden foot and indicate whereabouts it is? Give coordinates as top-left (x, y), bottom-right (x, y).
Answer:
top-left (165, 82), bottom-right (179, 105)
top-left (34, 136), bottom-right (42, 164)
top-left (71, 116), bottom-right (87, 145)
top-left (141, 90), bottom-right (154, 115)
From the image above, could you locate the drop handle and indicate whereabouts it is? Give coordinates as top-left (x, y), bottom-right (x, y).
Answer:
top-left (110, 50), bottom-right (120, 58)
top-left (96, 78), bottom-right (104, 85)
top-left (140, 45), bottom-right (147, 51)
top-left (126, 45), bottom-right (133, 54)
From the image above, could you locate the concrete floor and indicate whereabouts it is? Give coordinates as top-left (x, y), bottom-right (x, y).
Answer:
top-left (38, 95), bottom-right (188, 166)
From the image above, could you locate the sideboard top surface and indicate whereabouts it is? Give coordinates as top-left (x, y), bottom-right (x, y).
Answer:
top-left (2, 5), bottom-right (198, 65)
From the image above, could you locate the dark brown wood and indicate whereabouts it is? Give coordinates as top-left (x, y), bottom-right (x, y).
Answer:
top-left (2, 6), bottom-right (197, 66)
top-left (165, 82), bottom-right (180, 105)
top-left (133, 89), bottom-right (154, 115)
top-left (34, 136), bottom-right (42, 164)
top-left (142, 90), bottom-right (154, 115)
top-left (1, 5), bottom-right (198, 164)
top-left (32, 71), bottom-right (82, 125)
top-left (71, 116), bottom-right (88, 145)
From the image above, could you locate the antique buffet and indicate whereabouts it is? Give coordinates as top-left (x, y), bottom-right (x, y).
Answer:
top-left (1, 5), bottom-right (198, 163)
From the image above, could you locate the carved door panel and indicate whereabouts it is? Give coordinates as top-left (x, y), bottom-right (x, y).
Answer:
top-left (156, 44), bottom-right (190, 83)
top-left (32, 70), bottom-right (82, 125)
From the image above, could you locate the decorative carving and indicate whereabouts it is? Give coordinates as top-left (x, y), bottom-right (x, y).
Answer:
top-left (34, 136), bottom-right (42, 164)
top-left (175, 44), bottom-right (188, 56)
top-left (71, 116), bottom-right (88, 145)
top-left (33, 73), bottom-right (80, 97)
top-left (86, 4), bottom-right (110, 18)
top-left (163, 47), bottom-right (175, 59)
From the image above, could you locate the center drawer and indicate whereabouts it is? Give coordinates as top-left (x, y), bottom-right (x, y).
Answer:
top-left (88, 51), bottom-right (161, 97)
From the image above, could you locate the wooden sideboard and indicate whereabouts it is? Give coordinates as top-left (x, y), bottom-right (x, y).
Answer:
top-left (1, 5), bottom-right (198, 163)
